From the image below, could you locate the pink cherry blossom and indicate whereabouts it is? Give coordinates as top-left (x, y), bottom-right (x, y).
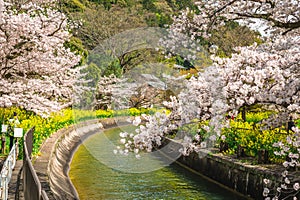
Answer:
top-left (0, 0), bottom-right (81, 115)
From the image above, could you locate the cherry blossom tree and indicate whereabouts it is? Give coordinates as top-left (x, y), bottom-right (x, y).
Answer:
top-left (179, 0), bottom-right (300, 126)
top-left (0, 0), bottom-right (81, 116)
top-left (263, 127), bottom-right (300, 199)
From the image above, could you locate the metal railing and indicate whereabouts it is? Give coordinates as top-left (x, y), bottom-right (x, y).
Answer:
top-left (0, 144), bottom-right (17, 200)
top-left (23, 127), bottom-right (49, 200)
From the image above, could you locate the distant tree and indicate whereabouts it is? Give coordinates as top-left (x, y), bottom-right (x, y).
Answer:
top-left (69, 4), bottom-right (147, 49)
top-left (209, 21), bottom-right (261, 57)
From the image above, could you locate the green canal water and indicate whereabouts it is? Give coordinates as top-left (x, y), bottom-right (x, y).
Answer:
top-left (69, 126), bottom-right (247, 200)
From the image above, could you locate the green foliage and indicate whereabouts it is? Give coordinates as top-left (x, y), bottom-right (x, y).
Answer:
top-left (178, 122), bottom-right (202, 137)
top-left (60, 0), bottom-right (256, 80)
top-left (82, 63), bottom-right (102, 87)
top-left (61, 0), bottom-right (86, 12)
top-left (102, 60), bottom-right (122, 77)
top-left (141, 0), bottom-right (156, 12)
top-left (140, 0), bottom-right (174, 27)
top-left (209, 21), bottom-right (261, 57)
top-left (120, 49), bottom-right (166, 72)
top-left (64, 36), bottom-right (89, 65)
top-left (87, 53), bottom-right (122, 77)
top-left (155, 13), bottom-right (172, 27)
top-left (297, 119), bottom-right (300, 128)
top-left (89, 0), bottom-right (135, 9)
top-left (142, 0), bottom-right (196, 13)
top-left (221, 111), bottom-right (288, 163)
top-left (94, 107), bottom-right (164, 118)
top-left (87, 53), bottom-right (108, 69)
top-left (64, 0), bottom-right (198, 49)
top-left (75, 63), bottom-right (102, 109)
top-left (177, 0), bottom-right (196, 10)
top-left (70, 4), bottom-right (147, 49)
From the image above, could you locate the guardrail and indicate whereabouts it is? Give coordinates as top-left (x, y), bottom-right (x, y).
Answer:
top-left (23, 127), bottom-right (49, 200)
top-left (0, 144), bottom-right (17, 200)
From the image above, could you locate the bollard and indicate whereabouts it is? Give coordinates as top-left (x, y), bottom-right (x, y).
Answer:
top-left (258, 149), bottom-right (269, 164)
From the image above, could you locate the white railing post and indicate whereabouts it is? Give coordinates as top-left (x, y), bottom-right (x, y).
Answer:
top-left (4, 176), bottom-right (7, 200)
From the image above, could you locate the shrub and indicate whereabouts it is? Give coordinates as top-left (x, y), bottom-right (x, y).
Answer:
top-left (221, 111), bottom-right (289, 163)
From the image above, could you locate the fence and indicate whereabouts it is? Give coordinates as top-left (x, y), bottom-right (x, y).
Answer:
top-left (23, 127), bottom-right (49, 200)
top-left (0, 144), bottom-right (17, 200)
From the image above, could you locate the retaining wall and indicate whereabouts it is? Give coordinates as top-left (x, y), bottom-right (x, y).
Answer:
top-left (160, 138), bottom-right (290, 200)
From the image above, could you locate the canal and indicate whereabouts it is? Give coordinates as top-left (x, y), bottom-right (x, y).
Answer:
top-left (69, 126), bottom-right (247, 200)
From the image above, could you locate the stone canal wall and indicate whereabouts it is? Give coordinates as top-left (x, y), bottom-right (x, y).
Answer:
top-left (47, 121), bottom-right (100, 200)
top-left (160, 138), bottom-right (284, 200)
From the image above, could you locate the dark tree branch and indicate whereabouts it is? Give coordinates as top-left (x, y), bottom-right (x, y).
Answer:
top-left (48, 18), bottom-right (66, 37)
top-left (210, 0), bottom-right (238, 18)
top-left (236, 12), bottom-right (300, 30)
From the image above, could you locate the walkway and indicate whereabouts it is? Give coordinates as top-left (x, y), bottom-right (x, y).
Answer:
top-left (8, 160), bottom-right (23, 200)
top-left (33, 127), bottom-right (62, 200)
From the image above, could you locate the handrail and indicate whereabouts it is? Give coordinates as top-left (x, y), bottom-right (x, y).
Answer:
top-left (0, 144), bottom-right (16, 200)
top-left (23, 127), bottom-right (49, 200)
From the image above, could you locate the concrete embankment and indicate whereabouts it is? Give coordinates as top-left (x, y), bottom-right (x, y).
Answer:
top-left (159, 138), bottom-right (299, 200)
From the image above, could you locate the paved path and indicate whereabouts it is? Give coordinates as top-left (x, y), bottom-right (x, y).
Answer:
top-left (8, 160), bottom-right (24, 200)
top-left (5, 130), bottom-right (57, 200)
top-left (33, 128), bottom-right (63, 200)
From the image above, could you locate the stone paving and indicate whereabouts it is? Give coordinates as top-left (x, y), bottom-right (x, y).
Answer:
top-left (8, 160), bottom-right (23, 200)
top-left (33, 127), bottom-right (65, 200)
